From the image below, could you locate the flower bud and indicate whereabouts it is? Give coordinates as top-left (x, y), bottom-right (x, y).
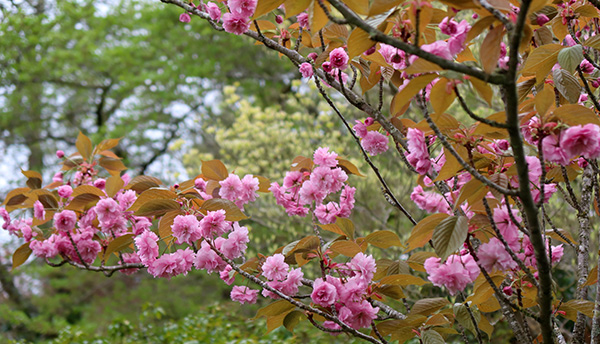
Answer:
top-left (56, 150), bottom-right (65, 158)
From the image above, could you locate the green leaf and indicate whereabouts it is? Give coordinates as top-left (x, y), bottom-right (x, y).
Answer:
top-left (557, 44), bottom-right (583, 73)
top-left (104, 234), bottom-right (134, 259)
top-left (283, 310), bottom-right (305, 333)
top-left (330, 240), bottom-right (362, 257)
top-left (453, 303), bottom-right (480, 336)
top-left (21, 169), bottom-right (42, 189)
top-left (201, 198), bottom-right (249, 221)
top-left (552, 69), bottom-right (581, 104)
top-left (365, 230), bottom-right (403, 249)
top-left (406, 213), bottom-right (449, 252)
top-left (105, 175), bottom-right (125, 198)
top-left (252, 0), bottom-right (285, 19)
top-left (128, 188), bottom-right (177, 212)
top-left (422, 329), bottom-right (446, 344)
top-left (126, 176), bottom-right (163, 193)
top-left (336, 157), bottom-right (365, 177)
top-left (12, 243), bottom-right (32, 270)
top-left (432, 216), bottom-right (468, 261)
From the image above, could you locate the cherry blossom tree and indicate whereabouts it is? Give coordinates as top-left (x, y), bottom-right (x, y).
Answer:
top-left (5, 0), bottom-right (600, 343)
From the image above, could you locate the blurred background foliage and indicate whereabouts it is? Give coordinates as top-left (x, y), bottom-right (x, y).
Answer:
top-left (0, 0), bottom-right (579, 343)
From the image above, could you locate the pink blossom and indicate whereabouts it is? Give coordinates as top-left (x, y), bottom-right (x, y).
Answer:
top-left (206, 2), bottom-right (222, 21)
top-left (280, 267), bottom-right (303, 295)
top-left (134, 230), bottom-right (159, 265)
top-left (95, 198), bottom-right (120, 224)
top-left (406, 128), bottom-right (431, 174)
top-left (338, 300), bottom-right (379, 330)
top-left (314, 147), bottom-right (338, 167)
top-left (70, 231), bottom-right (101, 264)
top-left (311, 278), bottom-right (338, 307)
top-left (148, 249), bottom-right (194, 279)
top-left (240, 174), bottom-right (259, 204)
top-left (222, 13), bottom-right (251, 35)
top-left (492, 206), bottom-right (521, 251)
top-left (424, 254), bottom-right (480, 295)
top-left (339, 276), bottom-right (368, 303)
top-left (329, 47), bottom-right (349, 70)
top-left (542, 135), bottom-right (570, 165)
top-left (119, 253), bottom-right (142, 275)
top-left (54, 210), bottom-right (77, 232)
top-left (132, 216), bottom-right (152, 235)
top-left (536, 13), bottom-right (550, 25)
top-left (30, 235), bottom-right (59, 259)
top-left (353, 120), bottom-right (368, 138)
top-left (350, 252), bottom-right (376, 282)
top-left (439, 17), bottom-right (458, 35)
top-left (179, 12), bottom-right (191, 23)
top-left (33, 201), bottom-right (46, 220)
top-left (551, 244), bottom-right (564, 264)
top-left (57, 185), bottom-right (73, 199)
top-left (94, 179), bottom-right (106, 189)
top-left (560, 124), bottom-right (600, 159)
top-left (297, 12), bottom-right (309, 29)
top-left (52, 172), bottom-right (63, 183)
top-left (220, 265), bottom-right (235, 285)
top-left (194, 241), bottom-right (225, 273)
top-left (171, 214), bottom-right (202, 245)
top-left (338, 186), bottom-right (356, 217)
top-left (420, 41), bottom-right (452, 60)
top-left (228, 0), bottom-right (257, 17)
top-left (314, 202), bottom-right (339, 224)
top-left (56, 150), bottom-right (65, 158)
top-left (299, 62), bottom-right (313, 78)
top-left (477, 238), bottom-right (517, 272)
top-left (117, 190), bottom-right (137, 211)
top-left (262, 253), bottom-right (289, 281)
top-left (447, 20), bottom-right (470, 56)
top-left (361, 131), bottom-right (389, 156)
top-left (298, 180), bottom-right (327, 205)
top-left (0, 208), bottom-right (10, 229)
top-left (219, 174), bottom-right (243, 201)
top-left (220, 223), bottom-right (249, 259)
top-left (411, 185), bottom-right (450, 213)
top-left (199, 209), bottom-right (230, 238)
top-left (231, 286), bottom-right (259, 304)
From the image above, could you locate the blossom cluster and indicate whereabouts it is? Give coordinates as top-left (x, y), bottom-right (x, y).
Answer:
top-left (353, 117), bottom-right (389, 156)
top-left (269, 147), bottom-right (356, 224)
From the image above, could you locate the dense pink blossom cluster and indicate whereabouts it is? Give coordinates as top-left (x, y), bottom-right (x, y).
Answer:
top-left (353, 118), bottom-right (389, 156)
top-left (424, 252), bottom-right (479, 295)
top-left (405, 128), bottom-right (431, 174)
top-left (270, 147), bottom-right (356, 224)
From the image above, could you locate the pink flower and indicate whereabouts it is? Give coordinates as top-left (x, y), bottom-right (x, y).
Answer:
top-left (311, 278), bottom-right (338, 307)
top-left (329, 47), bottom-right (349, 70)
top-left (194, 241), bottom-right (225, 273)
top-left (194, 178), bottom-right (207, 192)
top-left (350, 252), bottom-right (376, 282)
top-left (199, 209), bottom-right (230, 238)
top-left (262, 253), bottom-right (289, 281)
top-left (542, 135), bottom-right (570, 165)
top-left (94, 179), bottom-right (106, 189)
top-left (353, 120), bottom-right (368, 138)
top-left (117, 190), bottom-right (137, 211)
top-left (447, 20), bottom-right (470, 56)
top-left (536, 13), bottom-right (550, 25)
top-left (338, 300), bottom-right (379, 330)
top-left (57, 185), bottom-right (73, 198)
top-left (171, 215), bottom-right (202, 245)
top-left (231, 286), bottom-right (259, 304)
top-left (56, 150), bottom-right (65, 158)
top-left (560, 124), bottom-right (600, 159)
top-left (339, 276), bottom-right (368, 303)
top-left (314, 202), bottom-right (339, 224)
top-left (551, 244), bottom-right (564, 264)
top-left (298, 180), bottom-right (327, 205)
top-left (95, 198), bottom-right (120, 224)
top-left (439, 17), bottom-right (458, 35)
top-left (410, 185), bottom-right (450, 213)
top-left (477, 238), bottom-right (517, 272)
top-left (220, 265), bottom-right (235, 285)
top-left (132, 217), bottom-right (152, 235)
top-left (206, 2), bottom-right (222, 21)
top-left (297, 12), bottom-right (309, 29)
top-left (299, 62), bottom-right (313, 78)
top-left (134, 230), bottom-right (159, 265)
top-left (52, 172), bottom-right (63, 183)
top-left (30, 235), bottom-right (59, 259)
top-left (313, 147), bottom-right (338, 167)
top-left (424, 254), bottom-right (480, 295)
top-left (54, 210), bottom-right (77, 232)
top-left (119, 253), bottom-right (142, 275)
top-left (179, 12), bottom-right (191, 23)
top-left (361, 131), bottom-right (389, 156)
top-left (220, 223), bottom-right (249, 259)
top-left (70, 231), bottom-right (101, 264)
top-left (33, 201), bottom-right (46, 220)
top-left (149, 248), bottom-right (195, 279)
top-left (406, 128), bottom-right (431, 174)
top-left (228, 0), bottom-right (257, 17)
top-left (222, 13), bottom-right (251, 35)
top-left (492, 206), bottom-right (521, 251)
